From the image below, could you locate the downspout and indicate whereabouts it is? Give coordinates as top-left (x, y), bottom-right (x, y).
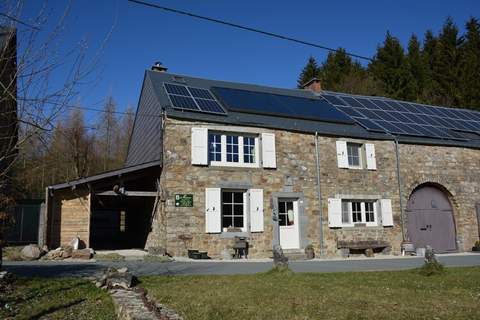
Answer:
top-left (314, 132), bottom-right (324, 256)
top-left (394, 138), bottom-right (406, 241)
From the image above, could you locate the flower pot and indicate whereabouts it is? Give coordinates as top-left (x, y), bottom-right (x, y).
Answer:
top-left (187, 249), bottom-right (199, 259)
top-left (304, 247), bottom-right (315, 259)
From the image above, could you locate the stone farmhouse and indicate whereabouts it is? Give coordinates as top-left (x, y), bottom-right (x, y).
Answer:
top-left (44, 66), bottom-right (480, 258)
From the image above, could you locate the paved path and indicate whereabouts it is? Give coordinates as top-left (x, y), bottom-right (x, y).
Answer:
top-left (3, 254), bottom-right (480, 278)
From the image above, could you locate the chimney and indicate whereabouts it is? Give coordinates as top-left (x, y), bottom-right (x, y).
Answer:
top-left (151, 61), bottom-right (168, 72)
top-left (302, 77), bottom-right (321, 93)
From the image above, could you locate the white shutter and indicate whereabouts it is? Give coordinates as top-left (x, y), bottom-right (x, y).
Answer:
top-left (261, 133), bottom-right (276, 168)
top-left (380, 199), bottom-right (394, 227)
top-left (365, 143), bottom-right (377, 170)
top-left (191, 127), bottom-right (208, 165)
top-left (249, 189), bottom-right (264, 232)
top-left (205, 188), bottom-right (221, 233)
top-left (336, 141), bottom-right (348, 168)
top-left (328, 198), bottom-right (343, 228)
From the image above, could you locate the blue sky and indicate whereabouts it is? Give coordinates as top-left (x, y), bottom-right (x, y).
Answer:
top-left (18, 0), bottom-right (480, 117)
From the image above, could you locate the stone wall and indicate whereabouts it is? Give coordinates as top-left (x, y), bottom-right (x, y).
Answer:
top-left (156, 117), bottom-right (480, 258)
top-left (399, 144), bottom-right (480, 252)
top-left (49, 188), bottom-right (90, 248)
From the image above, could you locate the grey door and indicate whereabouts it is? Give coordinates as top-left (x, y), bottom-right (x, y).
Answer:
top-left (406, 186), bottom-right (456, 252)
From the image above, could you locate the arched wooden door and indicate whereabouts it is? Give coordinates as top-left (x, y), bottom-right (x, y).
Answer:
top-left (406, 185), bottom-right (456, 252)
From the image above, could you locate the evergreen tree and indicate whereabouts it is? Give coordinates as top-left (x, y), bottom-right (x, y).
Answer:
top-left (421, 30), bottom-right (438, 102)
top-left (459, 17), bottom-right (480, 109)
top-left (297, 56), bottom-right (321, 88)
top-left (320, 48), bottom-right (363, 91)
top-left (370, 31), bottom-right (412, 100)
top-left (431, 17), bottom-right (463, 106)
top-left (406, 34), bottom-right (427, 101)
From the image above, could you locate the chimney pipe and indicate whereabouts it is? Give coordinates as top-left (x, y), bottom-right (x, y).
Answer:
top-left (151, 61), bottom-right (168, 72)
top-left (302, 77), bottom-right (321, 93)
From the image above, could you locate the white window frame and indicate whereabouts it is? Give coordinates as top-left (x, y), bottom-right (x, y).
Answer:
top-left (346, 142), bottom-right (363, 169)
top-left (341, 200), bottom-right (378, 227)
top-left (209, 132), bottom-right (260, 168)
top-left (221, 189), bottom-right (248, 232)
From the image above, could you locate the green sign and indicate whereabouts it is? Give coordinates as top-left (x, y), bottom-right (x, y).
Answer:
top-left (175, 194), bottom-right (193, 207)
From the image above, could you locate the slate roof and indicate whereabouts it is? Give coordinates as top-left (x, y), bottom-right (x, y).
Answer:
top-left (125, 70), bottom-right (480, 167)
top-left (48, 160), bottom-right (161, 190)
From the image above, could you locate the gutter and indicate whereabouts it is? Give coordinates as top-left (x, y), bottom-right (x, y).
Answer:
top-left (314, 132), bottom-right (324, 256)
top-left (394, 138), bottom-right (406, 241)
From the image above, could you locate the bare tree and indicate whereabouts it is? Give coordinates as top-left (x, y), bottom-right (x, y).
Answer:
top-left (0, 0), bottom-right (113, 268)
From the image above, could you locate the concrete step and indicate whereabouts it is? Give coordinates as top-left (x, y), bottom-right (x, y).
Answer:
top-left (283, 249), bottom-right (308, 261)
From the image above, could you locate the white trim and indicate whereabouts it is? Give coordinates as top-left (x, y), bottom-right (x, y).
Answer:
top-left (209, 132), bottom-right (260, 168)
top-left (340, 199), bottom-right (379, 228)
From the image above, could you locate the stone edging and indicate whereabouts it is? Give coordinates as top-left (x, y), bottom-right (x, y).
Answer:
top-left (110, 287), bottom-right (183, 320)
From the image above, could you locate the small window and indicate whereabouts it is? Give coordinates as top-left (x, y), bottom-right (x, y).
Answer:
top-left (342, 200), bottom-right (377, 226)
top-left (208, 132), bottom-right (259, 167)
top-left (347, 143), bottom-right (362, 168)
top-left (243, 136), bottom-right (255, 163)
top-left (351, 201), bottom-right (362, 222)
top-left (208, 134), bottom-right (221, 162)
top-left (222, 191), bottom-right (244, 229)
top-left (226, 135), bottom-right (239, 162)
top-left (278, 201), bottom-right (294, 226)
top-left (365, 202), bottom-right (375, 222)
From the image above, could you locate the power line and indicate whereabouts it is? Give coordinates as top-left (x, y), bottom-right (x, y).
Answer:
top-left (127, 0), bottom-right (373, 62)
top-left (0, 12), bottom-right (40, 30)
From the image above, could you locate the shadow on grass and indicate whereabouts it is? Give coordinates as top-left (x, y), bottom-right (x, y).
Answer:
top-left (26, 298), bottom-right (86, 320)
top-left (8, 281), bottom-right (91, 306)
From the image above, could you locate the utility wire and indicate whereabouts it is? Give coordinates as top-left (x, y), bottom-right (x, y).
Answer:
top-left (0, 12), bottom-right (40, 30)
top-left (127, 0), bottom-right (373, 61)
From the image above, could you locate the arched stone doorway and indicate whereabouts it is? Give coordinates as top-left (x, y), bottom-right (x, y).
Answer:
top-left (406, 184), bottom-right (457, 252)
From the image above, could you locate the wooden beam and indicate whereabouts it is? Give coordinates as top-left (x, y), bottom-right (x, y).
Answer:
top-left (95, 190), bottom-right (158, 197)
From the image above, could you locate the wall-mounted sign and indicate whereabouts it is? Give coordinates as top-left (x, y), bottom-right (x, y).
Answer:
top-left (175, 194), bottom-right (193, 207)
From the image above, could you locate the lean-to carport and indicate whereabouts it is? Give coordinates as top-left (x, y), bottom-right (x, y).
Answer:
top-left (44, 161), bottom-right (161, 250)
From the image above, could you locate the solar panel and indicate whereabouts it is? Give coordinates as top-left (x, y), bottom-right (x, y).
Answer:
top-left (163, 83), bottom-right (226, 115)
top-left (212, 87), bottom-right (354, 124)
top-left (321, 92), bottom-right (480, 141)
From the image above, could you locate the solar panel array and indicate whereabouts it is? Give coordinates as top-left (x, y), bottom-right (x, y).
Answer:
top-left (321, 93), bottom-right (480, 140)
top-left (164, 83), bottom-right (226, 115)
top-left (212, 87), bottom-right (354, 124)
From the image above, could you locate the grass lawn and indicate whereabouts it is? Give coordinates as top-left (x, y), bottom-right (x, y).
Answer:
top-left (141, 267), bottom-right (480, 320)
top-left (0, 277), bottom-right (116, 320)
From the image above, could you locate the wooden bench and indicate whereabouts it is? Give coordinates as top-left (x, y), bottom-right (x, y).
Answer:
top-left (337, 240), bottom-right (390, 255)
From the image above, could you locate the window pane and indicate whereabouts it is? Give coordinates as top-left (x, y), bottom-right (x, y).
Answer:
top-left (342, 201), bottom-right (350, 224)
top-left (278, 202), bottom-right (286, 214)
top-left (286, 202), bottom-right (293, 212)
top-left (347, 143), bottom-right (361, 167)
top-left (233, 192), bottom-right (243, 203)
top-left (279, 213), bottom-right (286, 226)
top-left (233, 216), bottom-right (244, 228)
top-left (243, 137), bottom-right (255, 163)
top-left (286, 208), bottom-right (294, 225)
top-left (222, 192), bottom-right (233, 203)
top-left (365, 202), bottom-right (375, 222)
top-left (222, 204), bottom-right (232, 215)
top-left (226, 135), bottom-right (239, 163)
top-left (208, 134), bottom-right (221, 162)
top-left (223, 216), bottom-right (232, 228)
top-left (234, 204), bottom-right (243, 215)
top-left (352, 201), bottom-right (362, 222)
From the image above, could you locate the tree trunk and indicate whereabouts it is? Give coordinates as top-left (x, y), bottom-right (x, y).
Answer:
top-left (0, 243), bottom-right (3, 271)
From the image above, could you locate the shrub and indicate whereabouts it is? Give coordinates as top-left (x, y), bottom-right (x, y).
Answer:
top-left (418, 260), bottom-right (444, 276)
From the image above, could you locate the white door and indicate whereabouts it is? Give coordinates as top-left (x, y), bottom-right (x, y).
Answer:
top-left (278, 199), bottom-right (300, 249)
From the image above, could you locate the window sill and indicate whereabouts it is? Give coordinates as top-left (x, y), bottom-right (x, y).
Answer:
top-left (338, 224), bottom-right (380, 228)
top-left (220, 231), bottom-right (250, 239)
top-left (210, 161), bottom-right (259, 168)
